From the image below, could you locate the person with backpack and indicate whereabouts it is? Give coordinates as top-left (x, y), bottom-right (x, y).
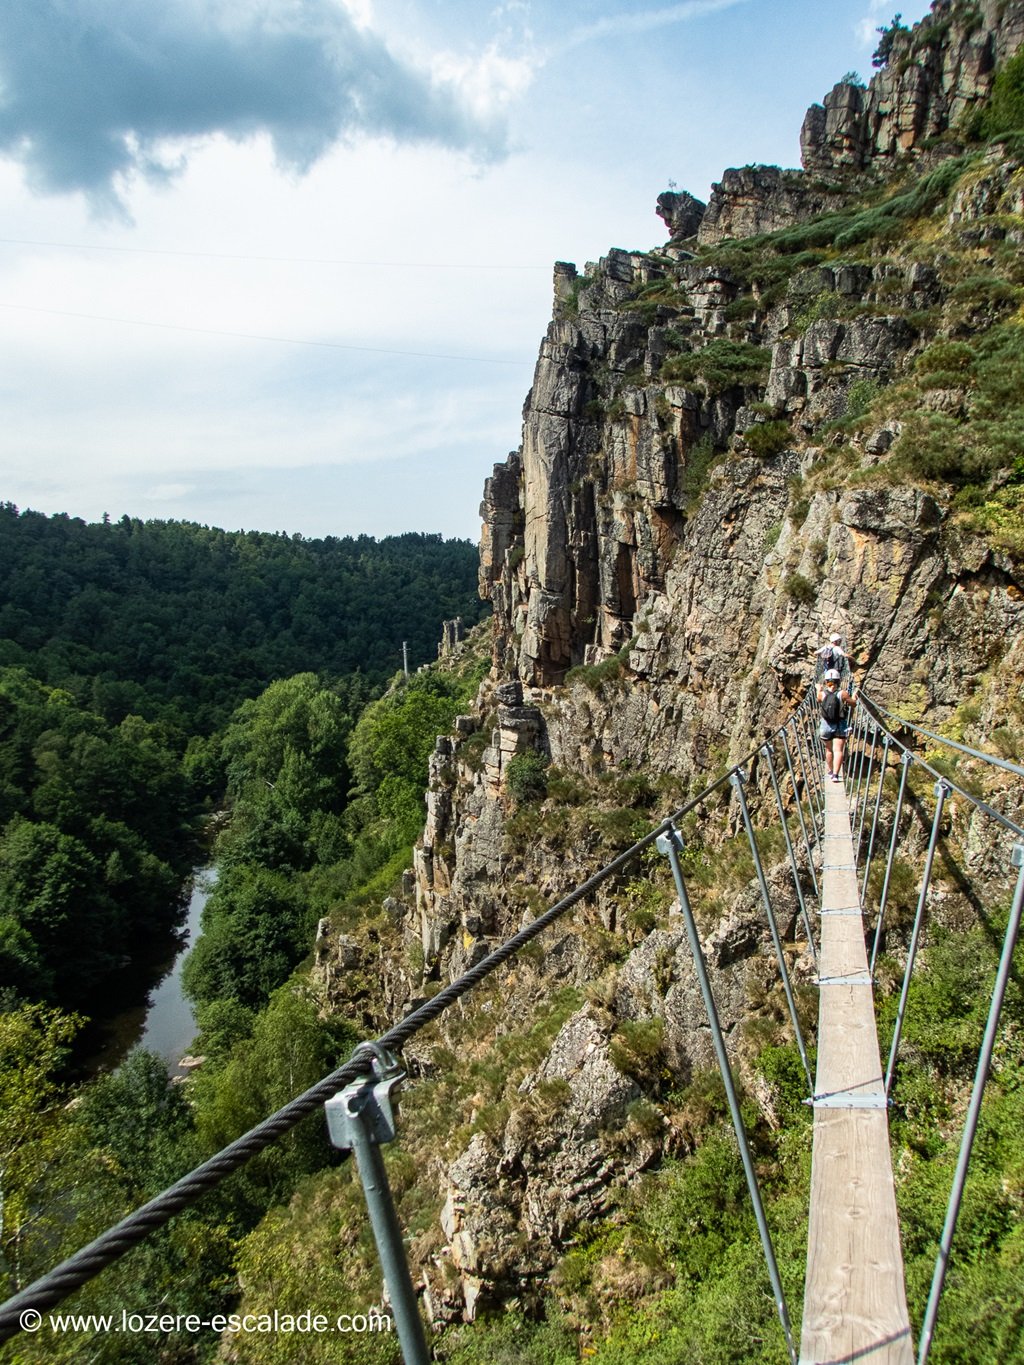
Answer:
top-left (817, 666), bottom-right (855, 782)
top-left (815, 631), bottom-right (851, 687)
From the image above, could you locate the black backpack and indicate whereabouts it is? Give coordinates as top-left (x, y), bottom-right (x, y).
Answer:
top-left (821, 689), bottom-right (843, 726)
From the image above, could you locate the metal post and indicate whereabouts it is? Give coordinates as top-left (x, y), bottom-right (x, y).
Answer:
top-left (762, 743), bottom-right (817, 965)
top-left (917, 844), bottom-right (1024, 1365)
top-left (325, 1047), bottom-right (429, 1365)
top-left (848, 706), bottom-right (868, 803)
top-left (855, 725), bottom-right (878, 856)
top-left (870, 750), bottom-right (913, 978)
top-left (656, 826), bottom-right (797, 1365)
top-left (850, 714), bottom-right (869, 833)
top-left (782, 731), bottom-right (819, 898)
top-left (796, 712), bottom-right (825, 832)
top-left (884, 780), bottom-right (950, 1096)
top-left (731, 771), bottom-right (813, 1092)
top-left (861, 734), bottom-right (891, 904)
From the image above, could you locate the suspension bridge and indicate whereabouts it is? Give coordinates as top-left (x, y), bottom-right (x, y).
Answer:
top-left (1, 686), bottom-right (1023, 1365)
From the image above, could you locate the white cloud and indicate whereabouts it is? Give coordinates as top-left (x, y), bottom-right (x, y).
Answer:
top-left (561, 0), bottom-right (751, 50)
top-left (144, 483), bottom-right (195, 500)
top-left (430, 44), bottom-right (540, 122)
top-left (0, 0), bottom-right (510, 214)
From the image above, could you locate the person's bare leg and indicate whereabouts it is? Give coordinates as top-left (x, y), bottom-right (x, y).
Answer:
top-left (824, 737), bottom-right (834, 777)
top-left (834, 735), bottom-right (845, 780)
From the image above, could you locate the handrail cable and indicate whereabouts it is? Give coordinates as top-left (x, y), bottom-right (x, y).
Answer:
top-left (0, 701), bottom-right (818, 1341)
top-left (851, 688), bottom-right (1024, 1364)
top-left (857, 689), bottom-right (1024, 843)
top-left (866, 696), bottom-right (1024, 781)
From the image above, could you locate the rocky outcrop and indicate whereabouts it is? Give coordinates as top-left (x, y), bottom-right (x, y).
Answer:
top-left (664, 2), bottom-right (1024, 255)
top-left (696, 166), bottom-right (849, 246)
top-left (427, 870), bottom-right (809, 1320)
top-left (801, 1), bottom-right (1024, 176)
top-left (655, 188), bottom-right (706, 241)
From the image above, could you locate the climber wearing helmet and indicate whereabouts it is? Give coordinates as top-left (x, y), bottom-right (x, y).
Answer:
top-left (817, 666), bottom-right (856, 782)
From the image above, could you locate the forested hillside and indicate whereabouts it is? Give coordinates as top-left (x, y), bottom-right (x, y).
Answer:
top-left (0, 487), bottom-right (491, 1362)
top-left (0, 506), bottom-right (486, 734)
top-left (0, 508), bottom-right (485, 1025)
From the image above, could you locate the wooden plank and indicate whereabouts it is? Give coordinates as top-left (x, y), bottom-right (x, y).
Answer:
top-left (800, 777), bottom-right (914, 1365)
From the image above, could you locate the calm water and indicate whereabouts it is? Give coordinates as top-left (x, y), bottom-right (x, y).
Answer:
top-left (138, 871), bottom-right (211, 1072)
top-left (85, 870), bottom-right (212, 1078)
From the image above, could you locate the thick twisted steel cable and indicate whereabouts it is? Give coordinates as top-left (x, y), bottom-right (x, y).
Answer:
top-left (865, 695), bottom-right (1024, 780)
top-left (0, 706), bottom-right (813, 1338)
top-left (858, 690), bottom-right (1024, 843)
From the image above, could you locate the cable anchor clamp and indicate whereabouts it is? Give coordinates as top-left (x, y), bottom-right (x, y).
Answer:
top-left (325, 1042), bottom-right (405, 1151)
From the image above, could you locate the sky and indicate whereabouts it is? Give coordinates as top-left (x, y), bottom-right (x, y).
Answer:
top-left (0, 0), bottom-right (935, 542)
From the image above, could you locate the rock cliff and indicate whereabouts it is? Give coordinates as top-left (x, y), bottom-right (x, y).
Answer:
top-left (315, 0), bottom-right (1024, 1329)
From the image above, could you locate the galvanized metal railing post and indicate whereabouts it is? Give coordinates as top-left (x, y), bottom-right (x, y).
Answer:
top-left (781, 730), bottom-right (819, 899)
top-left (870, 750), bottom-right (913, 978)
top-left (848, 706), bottom-right (868, 803)
top-left (797, 711), bottom-right (825, 832)
top-left (762, 743), bottom-right (817, 965)
top-left (656, 825), bottom-right (798, 1365)
top-left (325, 1047), bottom-right (430, 1365)
top-left (885, 780), bottom-right (950, 1096)
top-left (861, 734), bottom-right (891, 904)
top-left (731, 770), bottom-right (814, 1092)
top-left (916, 843), bottom-right (1024, 1365)
top-left (855, 725), bottom-right (878, 856)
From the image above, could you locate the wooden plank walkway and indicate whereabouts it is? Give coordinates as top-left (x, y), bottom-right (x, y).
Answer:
top-left (799, 774), bottom-right (914, 1365)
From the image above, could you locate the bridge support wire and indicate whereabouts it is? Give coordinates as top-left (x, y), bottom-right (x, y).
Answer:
top-left (855, 725), bottom-right (879, 855)
top-left (657, 825), bottom-right (798, 1365)
top-left (795, 712), bottom-right (825, 833)
top-left (732, 770), bottom-right (814, 1092)
top-left (884, 780), bottom-right (951, 1097)
top-left (870, 750), bottom-right (913, 979)
top-left (916, 842), bottom-right (1024, 1365)
top-left (861, 733), bottom-right (892, 904)
top-left (762, 744), bottom-right (818, 966)
top-left (781, 731), bottom-right (819, 899)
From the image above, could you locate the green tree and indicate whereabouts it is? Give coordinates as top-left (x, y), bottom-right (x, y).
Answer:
top-left (0, 818), bottom-right (119, 1005)
top-left (348, 672), bottom-right (469, 839)
top-left (0, 1004), bottom-right (80, 1292)
top-left (182, 864), bottom-right (313, 1009)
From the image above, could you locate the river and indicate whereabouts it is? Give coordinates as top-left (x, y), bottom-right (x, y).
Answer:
top-left (85, 870), bottom-right (212, 1078)
top-left (137, 871), bottom-right (211, 1073)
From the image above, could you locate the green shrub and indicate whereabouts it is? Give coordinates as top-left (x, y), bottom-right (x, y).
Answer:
top-left (661, 339), bottom-right (770, 393)
top-left (565, 648), bottom-right (629, 693)
top-left (783, 572), bottom-right (816, 605)
top-left (609, 1016), bottom-right (666, 1082)
top-left (845, 377), bottom-right (881, 420)
top-left (505, 750), bottom-right (550, 804)
top-left (681, 435), bottom-right (720, 511)
top-left (744, 420), bottom-right (792, 457)
top-left (980, 48), bottom-right (1024, 140)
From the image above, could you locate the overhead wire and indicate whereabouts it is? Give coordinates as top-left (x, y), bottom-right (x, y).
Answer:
top-left (0, 236), bottom-right (552, 271)
top-left (0, 300), bottom-right (533, 366)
